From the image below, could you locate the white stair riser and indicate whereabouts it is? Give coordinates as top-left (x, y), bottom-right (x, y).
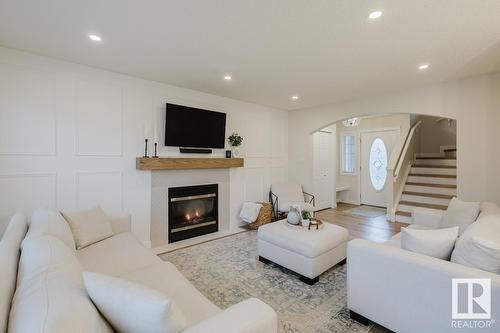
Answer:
top-left (410, 167), bottom-right (457, 175)
top-left (414, 159), bottom-right (456, 167)
top-left (395, 215), bottom-right (412, 224)
top-left (404, 184), bottom-right (457, 196)
top-left (397, 204), bottom-right (414, 213)
top-left (416, 152), bottom-right (444, 158)
top-left (401, 194), bottom-right (451, 206)
top-left (407, 176), bottom-right (457, 185)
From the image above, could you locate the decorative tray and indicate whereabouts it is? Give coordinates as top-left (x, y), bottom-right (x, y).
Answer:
top-left (285, 218), bottom-right (324, 231)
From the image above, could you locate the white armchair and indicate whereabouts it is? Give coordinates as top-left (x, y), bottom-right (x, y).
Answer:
top-left (269, 183), bottom-right (315, 217)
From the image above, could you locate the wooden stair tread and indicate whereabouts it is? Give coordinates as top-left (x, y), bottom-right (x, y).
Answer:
top-left (402, 191), bottom-right (455, 199)
top-left (444, 148), bottom-right (457, 152)
top-left (395, 211), bottom-right (411, 217)
top-left (408, 173), bottom-right (457, 179)
top-left (412, 165), bottom-right (456, 169)
top-left (416, 157), bottom-right (456, 160)
top-left (399, 201), bottom-right (448, 210)
top-left (405, 182), bottom-right (457, 189)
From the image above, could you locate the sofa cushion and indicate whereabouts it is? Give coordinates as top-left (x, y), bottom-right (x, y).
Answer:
top-left (24, 208), bottom-right (76, 251)
top-left (62, 206), bottom-right (114, 249)
top-left (451, 215), bottom-right (500, 273)
top-left (9, 235), bottom-right (112, 333)
top-left (0, 214), bottom-right (27, 333)
top-left (478, 202), bottom-right (500, 219)
top-left (84, 272), bottom-right (186, 333)
top-left (384, 224), bottom-right (434, 248)
top-left (401, 226), bottom-right (458, 260)
top-left (441, 198), bottom-right (480, 235)
top-left (77, 232), bottom-right (161, 276)
top-left (121, 262), bottom-right (221, 327)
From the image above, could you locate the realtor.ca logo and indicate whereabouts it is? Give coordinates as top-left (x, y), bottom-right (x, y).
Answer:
top-left (451, 278), bottom-right (495, 329)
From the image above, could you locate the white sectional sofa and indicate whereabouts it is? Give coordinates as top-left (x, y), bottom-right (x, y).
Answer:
top-left (0, 208), bottom-right (277, 333)
top-left (347, 203), bottom-right (500, 333)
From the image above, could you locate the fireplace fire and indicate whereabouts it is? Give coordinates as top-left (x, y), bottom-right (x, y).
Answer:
top-left (168, 184), bottom-right (218, 243)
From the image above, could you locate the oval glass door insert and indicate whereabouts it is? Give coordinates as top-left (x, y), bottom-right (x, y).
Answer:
top-left (369, 138), bottom-right (388, 191)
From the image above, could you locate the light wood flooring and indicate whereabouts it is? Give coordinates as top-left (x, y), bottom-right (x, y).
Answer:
top-left (315, 203), bottom-right (405, 243)
top-left (315, 203), bottom-right (404, 333)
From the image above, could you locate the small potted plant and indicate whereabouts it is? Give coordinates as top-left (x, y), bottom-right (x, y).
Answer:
top-left (301, 210), bottom-right (312, 227)
top-left (228, 132), bottom-right (243, 157)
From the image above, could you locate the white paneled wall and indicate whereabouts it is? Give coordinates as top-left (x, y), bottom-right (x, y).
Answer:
top-left (0, 47), bottom-right (288, 246)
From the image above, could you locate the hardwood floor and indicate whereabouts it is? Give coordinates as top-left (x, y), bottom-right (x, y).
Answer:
top-left (315, 203), bottom-right (403, 333)
top-left (315, 203), bottom-right (405, 243)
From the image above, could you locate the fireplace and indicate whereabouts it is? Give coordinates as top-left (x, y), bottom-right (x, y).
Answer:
top-left (168, 184), bottom-right (218, 243)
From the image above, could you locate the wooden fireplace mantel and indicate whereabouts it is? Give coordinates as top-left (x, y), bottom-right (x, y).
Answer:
top-left (136, 157), bottom-right (244, 170)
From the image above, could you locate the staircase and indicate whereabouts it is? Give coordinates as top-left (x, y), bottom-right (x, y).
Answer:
top-left (395, 154), bottom-right (457, 223)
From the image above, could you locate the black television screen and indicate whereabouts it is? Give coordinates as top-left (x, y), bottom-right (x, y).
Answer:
top-left (165, 103), bottom-right (227, 149)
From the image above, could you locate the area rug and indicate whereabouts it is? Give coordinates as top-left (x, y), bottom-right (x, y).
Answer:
top-left (342, 205), bottom-right (386, 218)
top-left (161, 231), bottom-right (371, 333)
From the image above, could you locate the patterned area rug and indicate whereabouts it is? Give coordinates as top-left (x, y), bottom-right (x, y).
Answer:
top-left (161, 231), bottom-right (371, 333)
top-left (342, 205), bottom-right (386, 218)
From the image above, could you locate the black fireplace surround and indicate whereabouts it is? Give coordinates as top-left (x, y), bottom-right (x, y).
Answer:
top-left (168, 184), bottom-right (218, 243)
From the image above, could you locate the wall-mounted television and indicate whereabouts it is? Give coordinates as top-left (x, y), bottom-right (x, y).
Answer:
top-left (165, 103), bottom-right (227, 150)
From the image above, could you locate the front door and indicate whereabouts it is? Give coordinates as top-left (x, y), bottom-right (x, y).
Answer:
top-left (360, 130), bottom-right (399, 207)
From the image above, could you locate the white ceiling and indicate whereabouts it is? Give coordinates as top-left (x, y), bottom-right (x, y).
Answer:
top-left (1, 0), bottom-right (499, 110)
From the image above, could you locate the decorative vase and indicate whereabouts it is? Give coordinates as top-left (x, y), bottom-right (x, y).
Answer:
top-left (301, 219), bottom-right (310, 227)
top-left (287, 205), bottom-right (302, 225)
top-left (232, 147), bottom-right (240, 157)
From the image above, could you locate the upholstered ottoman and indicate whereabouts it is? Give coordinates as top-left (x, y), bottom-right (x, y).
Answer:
top-left (257, 220), bottom-right (349, 285)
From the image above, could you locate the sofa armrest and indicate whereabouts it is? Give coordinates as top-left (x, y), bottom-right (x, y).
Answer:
top-left (107, 213), bottom-right (131, 234)
top-left (183, 298), bottom-right (277, 333)
top-left (411, 207), bottom-right (444, 228)
top-left (347, 239), bottom-right (500, 333)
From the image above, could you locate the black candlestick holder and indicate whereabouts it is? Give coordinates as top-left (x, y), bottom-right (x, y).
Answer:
top-left (153, 142), bottom-right (159, 158)
top-left (143, 138), bottom-right (149, 158)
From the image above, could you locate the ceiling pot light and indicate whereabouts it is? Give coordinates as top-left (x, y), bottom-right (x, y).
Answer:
top-left (88, 34), bottom-right (102, 42)
top-left (291, 95), bottom-right (299, 100)
top-left (368, 11), bottom-right (383, 19)
top-left (418, 64), bottom-right (430, 70)
top-left (224, 75), bottom-right (232, 81)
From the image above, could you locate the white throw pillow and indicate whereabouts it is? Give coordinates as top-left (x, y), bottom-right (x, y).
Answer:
top-left (239, 202), bottom-right (263, 223)
top-left (441, 198), bottom-right (480, 235)
top-left (83, 272), bottom-right (186, 333)
top-left (62, 206), bottom-right (114, 249)
top-left (451, 215), bottom-right (500, 273)
top-left (25, 208), bottom-right (76, 251)
top-left (401, 226), bottom-right (459, 260)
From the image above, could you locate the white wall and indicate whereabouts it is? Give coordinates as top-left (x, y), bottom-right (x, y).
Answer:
top-left (0, 46), bottom-right (288, 246)
top-left (289, 72), bottom-right (500, 204)
top-left (414, 115), bottom-right (457, 154)
top-left (335, 114), bottom-right (410, 205)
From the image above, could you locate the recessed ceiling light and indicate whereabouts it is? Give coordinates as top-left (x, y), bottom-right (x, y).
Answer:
top-left (418, 64), bottom-right (430, 70)
top-left (368, 11), bottom-right (383, 19)
top-left (88, 34), bottom-right (102, 42)
top-left (224, 75), bottom-right (232, 81)
top-left (291, 95), bottom-right (299, 100)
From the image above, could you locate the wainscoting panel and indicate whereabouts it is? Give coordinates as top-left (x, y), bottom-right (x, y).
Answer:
top-left (0, 173), bottom-right (57, 220)
top-left (75, 171), bottom-right (123, 213)
top-left (75, 81), bottom-right (123, 156)
top-left (0, 64), bottom-right (56, 155)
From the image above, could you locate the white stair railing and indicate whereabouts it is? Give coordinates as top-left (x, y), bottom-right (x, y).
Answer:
top-left (387, 120), bottom-right (422, 221)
